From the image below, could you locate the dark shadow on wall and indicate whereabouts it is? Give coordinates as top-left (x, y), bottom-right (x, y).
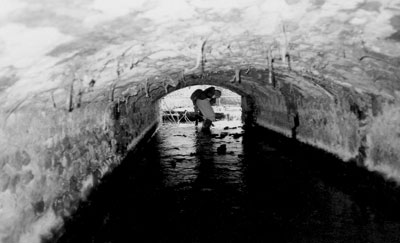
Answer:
top-left (241, 95), bottom-right (256, 128)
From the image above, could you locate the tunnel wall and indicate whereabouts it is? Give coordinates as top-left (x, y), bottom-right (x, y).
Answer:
top-left (0, 67), bottom-right (398, 243)
top-left (253, 80), bottom-right (364, 160)
top-left (166, 69), bottom-right (396, 173)
top-left (243, 70), bottom-right (400, 182)
top-left (248, 71), bottom-right (373, 161)
top-left (0, 94), bottom-right (159, 243)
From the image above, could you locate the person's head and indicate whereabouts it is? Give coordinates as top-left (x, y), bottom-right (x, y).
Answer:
top-left (204, 87), bottom-right (216, 98)
top-left (214, 90), bottom-right (221, 99)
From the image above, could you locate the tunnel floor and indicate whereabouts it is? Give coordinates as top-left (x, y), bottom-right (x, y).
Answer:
top-left (51, 121), bottom-right (400, 243)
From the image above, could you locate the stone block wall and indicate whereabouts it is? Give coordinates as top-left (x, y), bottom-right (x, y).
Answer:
top-left (252, 78), bottom-right (363, 160)
top-left (364, 104), bottom-right (400, 180)
top-left (0, 93), bottom-right (160, 243)
top-left (248, 70), bottom-right (398, 175)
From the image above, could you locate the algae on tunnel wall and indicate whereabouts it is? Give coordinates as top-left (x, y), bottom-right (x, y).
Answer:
top-left (0, 93), bottom-right (160, 243)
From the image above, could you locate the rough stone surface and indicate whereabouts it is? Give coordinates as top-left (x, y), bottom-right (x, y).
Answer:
top-left (0, 0), bottom-right (400, 242)
top-left (0, 96), bottom-right (159, 242)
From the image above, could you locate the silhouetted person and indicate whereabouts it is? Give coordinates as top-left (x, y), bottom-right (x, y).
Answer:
top-left (191, 87), bottom-right (221, 131)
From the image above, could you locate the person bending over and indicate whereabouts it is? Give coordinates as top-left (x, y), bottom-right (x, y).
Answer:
top-left (194, 87), bottom-right (221, 130)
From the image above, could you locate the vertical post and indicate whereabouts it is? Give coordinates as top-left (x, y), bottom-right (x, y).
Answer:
top-left (286, 54), bottom-right (291, 70)
top-left (281, 45), bottom-right (286, 65)
top-left (200, 39), bottom-right (206, 74)
top-left (51, 92), bottom-right (57, 108)
top-left (268, 46), bottom-right (273, 85)
top-left (76, 77), bottom-right (83, 108)
top-left (282, 23), bottom-right (291, 70)
top-left (68, 79), bottom-right (74, 112)
top-left (143, 78), bottom-right (149, 98)
top-left (110, 82), bottom-right (117, 102)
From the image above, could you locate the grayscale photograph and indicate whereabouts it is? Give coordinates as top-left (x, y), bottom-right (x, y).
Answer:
top-left (0, 0), bottom-right (400, 242)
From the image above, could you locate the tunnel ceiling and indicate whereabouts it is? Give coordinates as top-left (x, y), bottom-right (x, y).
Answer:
top-left (1, 0), bottom-right (400, 112)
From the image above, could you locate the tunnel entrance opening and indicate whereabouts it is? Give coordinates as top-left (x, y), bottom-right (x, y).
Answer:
top-left (160, 85), bottom-right (242, 124)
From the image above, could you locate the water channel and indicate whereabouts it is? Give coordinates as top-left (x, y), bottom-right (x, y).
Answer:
top-left (50, 121), bottom-right (400, 243)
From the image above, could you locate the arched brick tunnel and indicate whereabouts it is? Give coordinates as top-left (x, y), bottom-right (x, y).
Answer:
top-left (1, 0), bottom-right (400, 242)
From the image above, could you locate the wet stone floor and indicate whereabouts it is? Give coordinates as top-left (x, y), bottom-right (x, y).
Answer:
top-left (52, 121), bottom-right (400, 243)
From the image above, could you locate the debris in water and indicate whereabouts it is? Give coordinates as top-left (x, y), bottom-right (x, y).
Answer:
top-left (217, 144), bottom-right (227, 154)
top-left (217, 132), bottom-right (228, 139)
top-left (224, 126), bottom-right (238, 130)
top-left (174, 158), bottom-right (186, 162)
top-left (232, 133), bottom-right (243, 139)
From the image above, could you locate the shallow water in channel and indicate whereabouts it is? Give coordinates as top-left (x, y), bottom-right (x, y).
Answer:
top-left (52, 121), bottom-right (400, 243)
